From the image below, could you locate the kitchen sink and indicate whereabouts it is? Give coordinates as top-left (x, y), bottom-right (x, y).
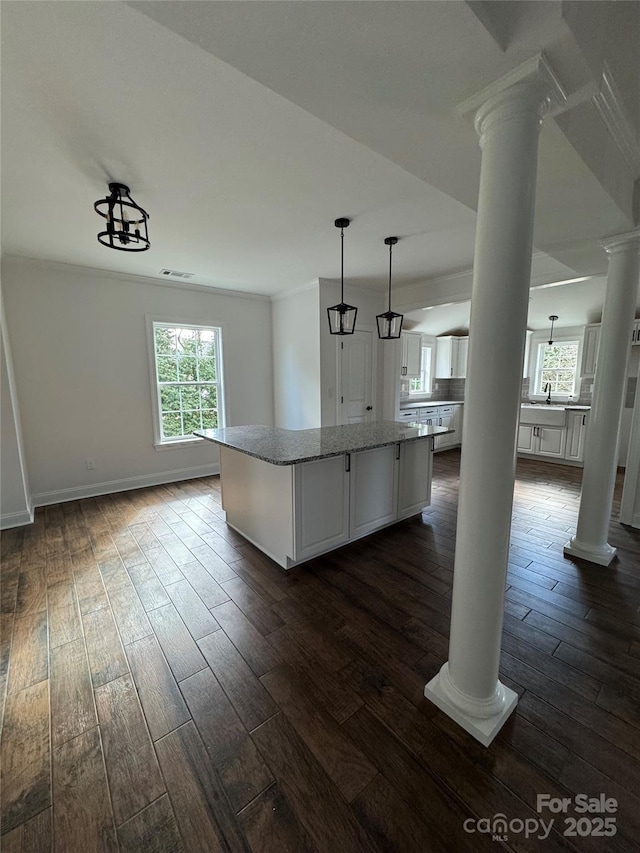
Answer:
top-left (520, 405), bottom-right (566, 426)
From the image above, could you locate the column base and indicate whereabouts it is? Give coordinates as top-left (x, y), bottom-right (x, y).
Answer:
top-left (563, 537), bottom-right (617, 566)
top-left (424, 665), bottom-right (518, 747)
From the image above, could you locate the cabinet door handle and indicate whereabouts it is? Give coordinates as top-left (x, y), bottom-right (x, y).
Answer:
top-left (366, 405), bottom-right (373, 411)
top-left (396, 443), bottom-right (401, 460)
top-left (582, 415), bottom-right (586, 426)
top-left (345, 453), bottom-right (350, 473)
top-left (439, 417), bottom-right (442, 426)
top-left (450, 368), bottom-right (453, 377)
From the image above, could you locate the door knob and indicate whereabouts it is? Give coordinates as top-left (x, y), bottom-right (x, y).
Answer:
top-left (366, 406), bottom-right (373, 410)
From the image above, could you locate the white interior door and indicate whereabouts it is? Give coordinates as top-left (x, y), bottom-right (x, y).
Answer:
top-left (339, 330), bottom-right (374, 424)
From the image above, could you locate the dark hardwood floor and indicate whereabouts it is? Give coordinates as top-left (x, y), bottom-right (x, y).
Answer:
top-left (1, 450), bottom-right (640, 852)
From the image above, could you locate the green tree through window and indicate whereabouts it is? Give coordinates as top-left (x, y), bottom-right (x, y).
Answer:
top-left (537, 341), bottom-right (579, 395)
top-left (152, 323), bottom-right (223, 441)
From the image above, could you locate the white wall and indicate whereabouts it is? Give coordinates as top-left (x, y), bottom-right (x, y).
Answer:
top-left (0, 296), bottom-right (32, 527)
top-left (1, 257), bottom-right (274, 505)
top-left (272, 284), bottom-right (321, 429)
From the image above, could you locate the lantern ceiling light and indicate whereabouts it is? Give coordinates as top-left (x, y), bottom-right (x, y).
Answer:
top-left (327, 218), bottom-right (357, 335)
top-left (376, 236), bottom-right (403, 340)
top-left (547, 314), bottom-right (559, 345)
top-left (94, 182), bottom-right (150, 252)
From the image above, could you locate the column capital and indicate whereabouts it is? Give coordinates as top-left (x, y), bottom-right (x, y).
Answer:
top-left (473, 81), bottom-right (552, 142)
top-left (458, 53), bottom-right (566, 141)
top-left (601, 230), bottom-right (640, 255)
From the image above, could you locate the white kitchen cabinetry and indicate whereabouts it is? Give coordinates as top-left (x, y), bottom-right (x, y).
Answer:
top-left (433, 407), bottom-right (456, 450)
top-left (400, 332), bottom-right (422, 378)
top-left (565, 411), bottom-right (589, 462)
top-left (294, 455), bottom-right (350, 561)
top-left (349, 444), bottom-right (399, 538)
top-left (396, 403), bottom-right (463, 450)
top-left (435, 336), bottom-right (468, 378)
top-left (581, 324), bottom-right (600, 378)
top-left (398, 439), bottom-right (433, 518)
top-left (632, 319), bottom-right (640, 346)
top-left (517, 423), bottom-right (566, 458)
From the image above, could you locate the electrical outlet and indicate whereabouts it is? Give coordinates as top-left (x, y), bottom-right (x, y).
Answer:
top-left (85, 458), bottom-right (96, 470)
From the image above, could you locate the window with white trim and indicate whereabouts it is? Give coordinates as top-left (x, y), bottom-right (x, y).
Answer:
top-left (535, 341), bottom-right (579, 396)
top-left (409, 344), bottom-right (433, 395)
top-left (151, 322), bottom-right (224, 443)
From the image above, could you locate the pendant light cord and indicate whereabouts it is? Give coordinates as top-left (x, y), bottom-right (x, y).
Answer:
top-left (340, 225), bottom-right (345, 302)
top-left (388, 241), bottom-right (393, 313)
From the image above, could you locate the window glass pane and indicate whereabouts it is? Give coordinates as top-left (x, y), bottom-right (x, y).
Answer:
top-left (175, 328), bottom-right (197, 353)
top-left (162, 412), bottom-right (182, 439)
top-left (155, 327), bottom-right (176, 354)
top-left (201, 409), bottom-right (218, 429)
top-left (199, 385), bottom-right (217, 409)
top-left (197, 330), bottom-right (217, 357)
top-left (160, 385), bottom-right (181, 412)
top-left (182, 410), bottom-right (201, 435)
top-left (156, 356), bottom-right (177, 382)
top-left (177, 356), bottom-right (197, 382)
top-left (180, 385), bottom-right (200, 410)
top-left (197, 356), bottom-right (216, 382)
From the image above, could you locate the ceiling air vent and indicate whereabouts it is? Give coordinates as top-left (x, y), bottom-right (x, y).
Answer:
top-left (160, 268), bottom-right (195, 279)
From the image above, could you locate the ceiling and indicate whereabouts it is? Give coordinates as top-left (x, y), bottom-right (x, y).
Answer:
top-left (1, 1), bottom-right (639, 304)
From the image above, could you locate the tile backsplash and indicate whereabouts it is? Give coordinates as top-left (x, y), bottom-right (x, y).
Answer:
top-left (400, 378), bottom-right (466, 401)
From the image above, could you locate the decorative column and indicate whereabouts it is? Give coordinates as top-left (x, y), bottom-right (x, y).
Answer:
top-left (424, 78), bottom-right (554, 746)
top-left (564, 232), bottom-right (640, 564)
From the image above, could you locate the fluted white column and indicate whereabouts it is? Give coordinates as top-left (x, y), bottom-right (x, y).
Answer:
top-left (424, 80), bottom-right (552, 746)
top-left (564, 232), bottom-right (640, 565)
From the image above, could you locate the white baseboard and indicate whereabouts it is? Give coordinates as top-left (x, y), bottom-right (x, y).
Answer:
top-left (31, 463), bottom-right (220, 509)
top-left (0, 506), bottom-right (35, 530)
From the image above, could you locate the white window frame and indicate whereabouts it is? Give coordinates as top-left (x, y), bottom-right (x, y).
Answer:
top-left (534, 339), bottom-right (580, 399)
top-left (146, 317), bottom-right (226, 449)
top-left (408, 342), bottom-right (434, 396)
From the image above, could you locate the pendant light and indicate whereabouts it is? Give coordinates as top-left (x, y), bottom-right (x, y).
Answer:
top-left (94, 182), bottom-right (150, 252)
top-left (547, 314), bottom-right (558, 345)
top-left (327, 218), bottom-right (357, 335)
top-left (376, 236), bottom-right (403, 339)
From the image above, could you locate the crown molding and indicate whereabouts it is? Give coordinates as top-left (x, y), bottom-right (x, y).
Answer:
top-left (270, 278), bottom-right (320, 302)
top-left (1, 255), bottom-right (270, 302)
top-left (592, 63), bottom-right (640, 179)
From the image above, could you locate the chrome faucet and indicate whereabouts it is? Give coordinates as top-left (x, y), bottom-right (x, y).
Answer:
top-left (545, 383), bottom-right (552, 404)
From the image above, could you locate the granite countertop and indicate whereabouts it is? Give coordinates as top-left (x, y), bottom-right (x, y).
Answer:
top-left (400, 400), bottom-right (464, 410)
top-left (194, 421), bottom-right (452, 466)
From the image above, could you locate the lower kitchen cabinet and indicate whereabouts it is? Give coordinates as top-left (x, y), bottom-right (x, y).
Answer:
top-left (349, 444), bottom-right (399, 538)
top-left (294, 455), bottom-right (350, 561)
top-left (565, 410), bottom-right (589, 462)
top-left (293, 440), bottom-right (433, 565)
top-left (517, 423), bottom-right (566, 458)
top-left (398, 439), bottom-right (432, 518)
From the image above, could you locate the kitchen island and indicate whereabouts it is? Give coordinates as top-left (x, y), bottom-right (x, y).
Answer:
top-left (195, 421), bottom-right (451, 569)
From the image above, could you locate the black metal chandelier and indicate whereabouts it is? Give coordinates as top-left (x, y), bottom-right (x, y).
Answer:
top-left (547, 314), bottom-right (559, 345)
top-left (327, 218), bottom-right (357, 335)
top-left (94, 183), bottom-right (150, 252)
top-left (376, 236), bottom-right (403, 339)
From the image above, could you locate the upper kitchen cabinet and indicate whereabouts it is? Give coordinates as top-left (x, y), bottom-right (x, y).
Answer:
top-left (435, 335), bottom-right (468, 379)
top-left (400, 332), bottom-right (422, 378)
top-left (580, 324), bottom-right (600, 378)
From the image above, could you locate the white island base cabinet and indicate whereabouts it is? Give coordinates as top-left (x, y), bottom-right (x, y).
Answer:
top-left (219, 441), bottom-right (433, 569)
